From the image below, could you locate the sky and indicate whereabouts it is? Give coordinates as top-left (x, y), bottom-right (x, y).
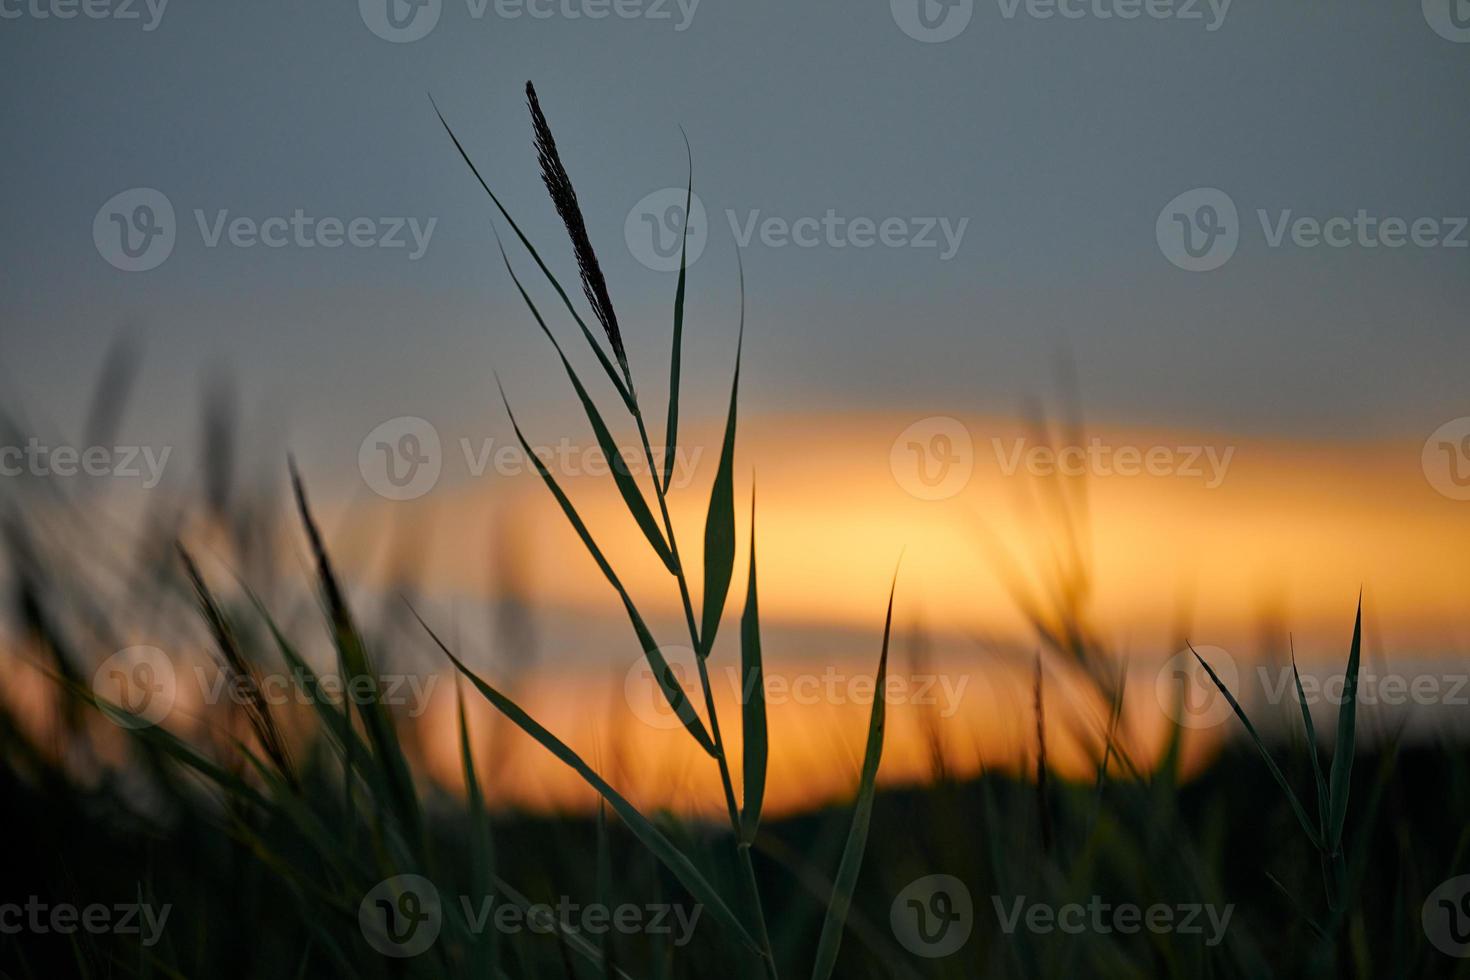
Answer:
top-left (3, 0), bottom-right (1470, 813)
top-left (2, 0), bottom-right (1468, 470)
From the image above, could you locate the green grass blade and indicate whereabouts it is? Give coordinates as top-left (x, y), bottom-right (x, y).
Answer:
top-left (1289, 639), bottom-right (1328, 839)
top-left (289, 459), bottom-right (423, 842)
top-left (414, 609), bottom-right (761, 955)
top-left (495, 380), bottom-right (716, 756)
top-left (739, 486), bottom-right (767, 845)
top-left (809, 569), bottom-right (897, 980)
top-left (497, 240), bottom-right (676, 574)
top-left (457, 680), bottom-right (499, 975)
top-left (431, 97), bottom-right (635, 414)
top-left (660, 133), bottom-right (693, 495)
top-left (1327, 596), bottom-right (1363, 851)
top-left (697, 258), bottom-right (744, 658)
top-left (1189, 642), bottom-right (1323, 850)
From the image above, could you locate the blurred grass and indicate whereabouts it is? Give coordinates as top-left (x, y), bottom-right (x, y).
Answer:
top-left (2, 88), bottom-right (1468, 980)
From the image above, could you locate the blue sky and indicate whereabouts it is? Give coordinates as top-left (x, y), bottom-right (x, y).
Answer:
top-left (2, 0), bottom-right (1468, 492)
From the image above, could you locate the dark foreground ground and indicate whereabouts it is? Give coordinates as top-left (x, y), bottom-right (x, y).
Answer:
top-left (4, 740), bottom-right (1467, 979)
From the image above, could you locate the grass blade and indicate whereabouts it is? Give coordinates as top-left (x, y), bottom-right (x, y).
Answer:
top-left (1189, 642), bottom-right (1323, 850)
top-left (289, 459), bottom-right (422, 842)
top-left (697, 259), bottom-right (744, 658)
top-left (413, 609), bottom-right (761, 955)
top-left (495, 380), bottom-right (715, 756)
top-left (739, 486), bottom-right (766, 844)
top-left (661, 133), bottom-right (693, 495)
top-left (1289, 639), bottom-right (1328, 838)
top-left (1327, 596), bottom-right (1363, 851)
top-left (497, 240), bottom-right (676, 574)
top-left (810, 569), bottom-right (897, 980)
top-left (457, 680), bottom-right (499, 975)
top-left (430, 96), bottom-right (635, 414)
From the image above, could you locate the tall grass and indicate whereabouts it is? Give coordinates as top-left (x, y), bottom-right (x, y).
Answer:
top-left (0, 85), bottom-right (1463, 980)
